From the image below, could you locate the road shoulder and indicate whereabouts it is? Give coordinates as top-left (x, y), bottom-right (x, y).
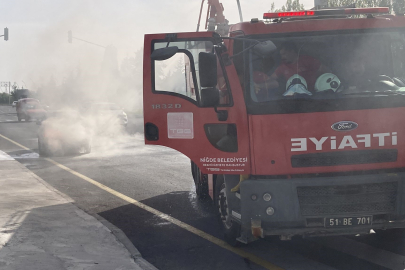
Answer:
top-left (0, 153), bottom-right (157, 270)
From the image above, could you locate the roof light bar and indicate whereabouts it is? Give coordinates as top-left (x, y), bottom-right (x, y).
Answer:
top-left (264, 11), bottom-right (314, 19)
top-left (263, 7), bottom-right (389, 19)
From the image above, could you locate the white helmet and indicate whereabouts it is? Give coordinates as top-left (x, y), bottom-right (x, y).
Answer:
top-left (253, 40), bottom-right (277, 56)
top-left (284, 74), bottom-right (312, 96)
top-left (315, 73), bottom-right (341, 93)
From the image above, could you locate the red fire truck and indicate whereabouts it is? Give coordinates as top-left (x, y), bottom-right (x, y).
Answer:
top-left (143, 4), bottom-right (405, 245)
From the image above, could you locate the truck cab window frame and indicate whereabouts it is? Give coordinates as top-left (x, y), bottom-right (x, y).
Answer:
top-left (151, 39), bottom-right (233, 107)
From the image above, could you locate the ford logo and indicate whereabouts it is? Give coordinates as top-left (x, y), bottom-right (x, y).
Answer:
top-left (331, 121), bottom-right (358, 131)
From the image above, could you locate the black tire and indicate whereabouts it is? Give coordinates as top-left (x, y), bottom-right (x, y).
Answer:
top-left (38, 138), bottom-right (48, 157)
top-left (215, 175), bottom-right (241, 246)
top-left (192, 162), bottom-right (209, 200)
top-left (191, 161), bottom-right (196, 180)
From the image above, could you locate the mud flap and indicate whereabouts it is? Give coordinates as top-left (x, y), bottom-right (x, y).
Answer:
top-left (223, 175), bottom-right (257, 243)
top-left (225, 175), bottom-right (264, 243)
top-left (223, 175), bottom-right (241, 222)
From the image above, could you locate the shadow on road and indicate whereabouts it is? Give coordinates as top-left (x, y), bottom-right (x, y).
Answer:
top-left (97, 191), bottom-right (261, 270)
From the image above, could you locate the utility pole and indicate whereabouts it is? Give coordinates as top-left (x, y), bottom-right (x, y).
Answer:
top-left (0, 28), bottom-right (8, 41)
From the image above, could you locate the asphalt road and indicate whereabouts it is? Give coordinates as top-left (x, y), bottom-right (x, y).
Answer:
top-left (1, 104), bottom-right (405, 270)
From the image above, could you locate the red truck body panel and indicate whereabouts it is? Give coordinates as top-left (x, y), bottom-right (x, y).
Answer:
top-left (144, 16), bottom-right (405, 176)
top-left (143, 13), bottom-right (405, 240)
top-left (249, 108), bottom-right (404, 175)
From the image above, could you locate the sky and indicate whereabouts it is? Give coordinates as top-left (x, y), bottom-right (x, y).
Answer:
top-left (0, 0), bottom-right (315, 92)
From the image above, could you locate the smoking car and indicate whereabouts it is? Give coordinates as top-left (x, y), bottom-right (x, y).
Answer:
top-left (37, 110), bottom-right (91, 156)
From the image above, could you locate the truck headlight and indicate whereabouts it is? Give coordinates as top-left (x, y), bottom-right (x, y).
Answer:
top-left (263, 193), bottom-right (272, 202)
top-left (266, 207), bottom-right (275, 216)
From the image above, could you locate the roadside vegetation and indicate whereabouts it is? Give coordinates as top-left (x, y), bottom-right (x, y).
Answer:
top-left (271, 0), bottom-right (404, 14)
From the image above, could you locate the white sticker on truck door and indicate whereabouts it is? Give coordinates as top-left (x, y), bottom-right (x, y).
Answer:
top-left (167, 112), bottom-right (194, 139)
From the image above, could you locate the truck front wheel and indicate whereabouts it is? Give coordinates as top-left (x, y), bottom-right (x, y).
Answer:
top-left (191, 161), bottom-right (209, 200)
top-left (215, 175), bottom-right (241, 246)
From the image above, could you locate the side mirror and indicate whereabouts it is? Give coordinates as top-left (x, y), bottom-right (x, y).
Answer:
top-left (201, 88), bottom-right (219, 107)
top-left (199, 52), bottom-right (217, 87)
top-left (151, 46), bottom-right (178, 61)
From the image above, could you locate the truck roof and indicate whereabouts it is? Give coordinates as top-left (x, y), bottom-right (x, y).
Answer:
top-left (229, 15), bottom-right (405, 36)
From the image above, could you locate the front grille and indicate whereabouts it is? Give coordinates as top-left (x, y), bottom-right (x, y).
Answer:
top-left (291, 149), bottom-right (398, 168)
top-left (297, 182), bottom-right (398, 216)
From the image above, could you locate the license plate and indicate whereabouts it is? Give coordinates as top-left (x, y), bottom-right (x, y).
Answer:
top-left (325, 216), bottom-right (372, 227)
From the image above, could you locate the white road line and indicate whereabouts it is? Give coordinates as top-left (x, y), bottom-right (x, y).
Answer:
top-left (312, 236), bottom-right (405, 270)
top-left (0, 150), bottom-right (14, 160)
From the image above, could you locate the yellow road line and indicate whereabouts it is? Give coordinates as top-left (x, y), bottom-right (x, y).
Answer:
top-left (0, 133), bottom-right (30, 151)
top-left (0, 133), bottom-right (283, 270)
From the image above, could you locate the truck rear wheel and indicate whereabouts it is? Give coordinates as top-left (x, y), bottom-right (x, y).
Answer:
top-left (215, 175), bottom-right (241, 246)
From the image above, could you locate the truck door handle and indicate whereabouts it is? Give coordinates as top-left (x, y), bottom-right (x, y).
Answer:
top-left (215, 107), bottom-right (228, 121)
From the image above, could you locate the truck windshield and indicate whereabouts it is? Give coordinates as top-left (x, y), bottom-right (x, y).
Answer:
top-left (240, 29), bottom-right (405, 112)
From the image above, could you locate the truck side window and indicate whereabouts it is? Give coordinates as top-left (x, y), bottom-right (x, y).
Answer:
top-left (152, 40), bottom-right (231, 105)
top-left (216, 59), bottom-right (231, 105)
top-left (154, 52), bottom-right (196, 101)
top-left (391, 38), bottom-right (405, 79)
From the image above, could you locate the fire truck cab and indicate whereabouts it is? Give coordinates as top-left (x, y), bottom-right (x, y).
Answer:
top-left (143, 7), bottom-right (405, 244)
